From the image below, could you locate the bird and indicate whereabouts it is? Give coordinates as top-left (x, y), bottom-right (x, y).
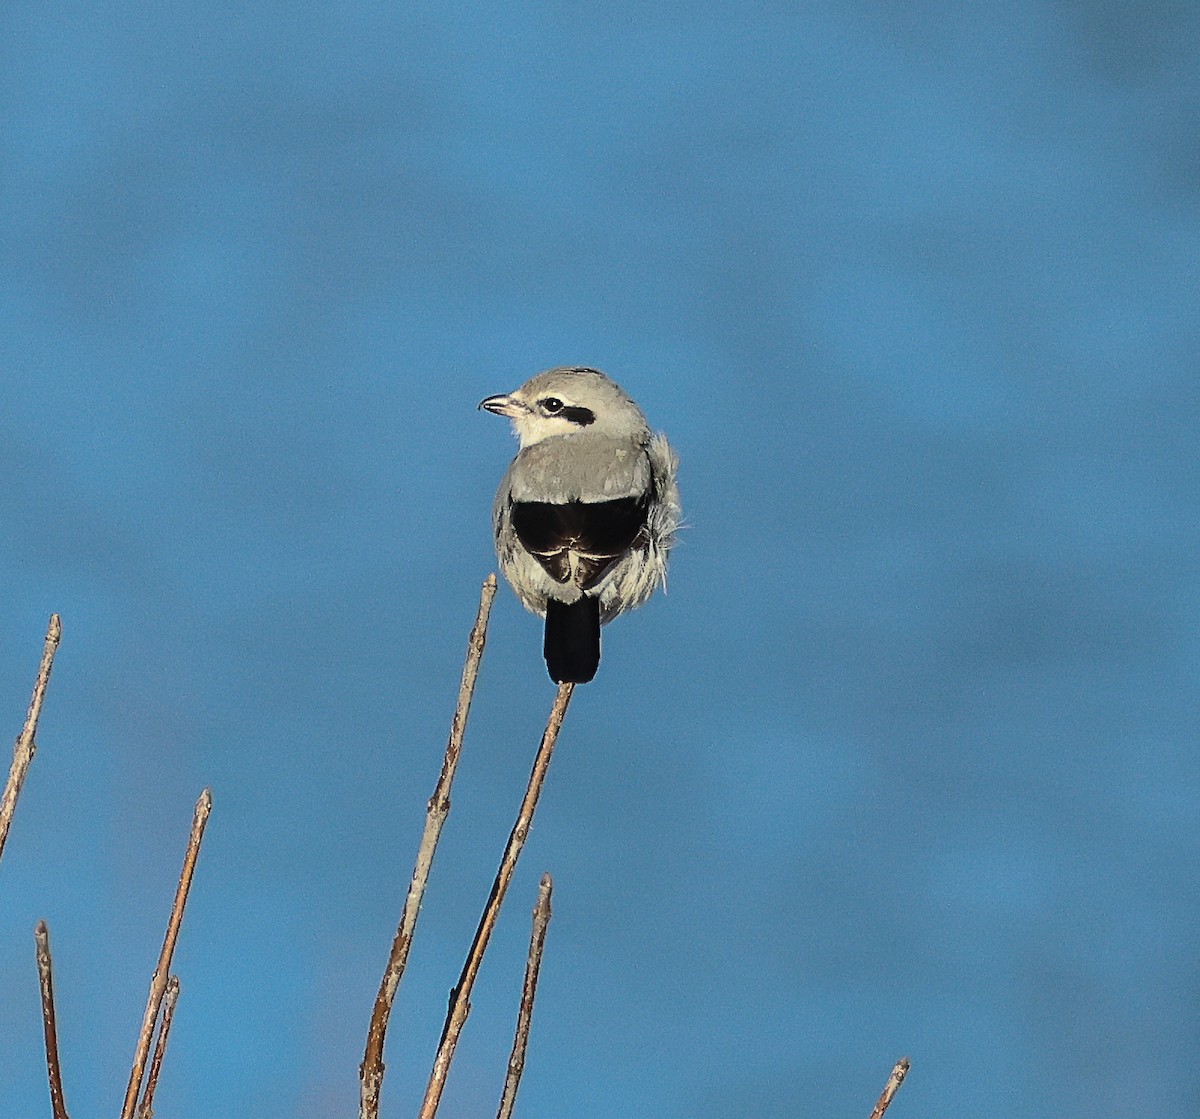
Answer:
top-left (479, 366), bottom-right (681, 684)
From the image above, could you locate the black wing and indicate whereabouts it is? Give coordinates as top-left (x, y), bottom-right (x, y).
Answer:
top-left (510, 496), bottom-right (648, 587)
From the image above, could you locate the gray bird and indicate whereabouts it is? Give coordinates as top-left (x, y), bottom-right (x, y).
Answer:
top-left (480, 366), bottom-right (681, 683)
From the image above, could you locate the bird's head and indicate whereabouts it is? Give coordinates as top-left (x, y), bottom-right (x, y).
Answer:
top-left (479, 367), bottom-right (649, 448)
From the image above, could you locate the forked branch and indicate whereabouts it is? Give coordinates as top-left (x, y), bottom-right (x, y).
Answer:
top-left (120, 789), bottom-right (212, 1119)
top-left (137, 976), bottom-right (180, 1119)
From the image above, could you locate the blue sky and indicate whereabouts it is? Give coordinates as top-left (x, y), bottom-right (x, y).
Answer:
top-left (1, 3), bottom-right (1198, 1117)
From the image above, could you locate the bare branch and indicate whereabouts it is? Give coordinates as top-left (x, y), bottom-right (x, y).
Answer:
top-left (35, 920), bottom-right (70, 1119)
top-left (868, 1058), bottom-right (910, 1119)
top-left (0, 614), bottom-right (62, 866)
top-left (496, 873), bottom-right (553, 1119)
top-left (137, 977), bottom-right (181, 1119)
top-left (120, 789), bottom-right (212, 1119)
top-left (418, 681), bottom-right (575, 1119)
top-left (359, 575), bottom-right (498, 1119)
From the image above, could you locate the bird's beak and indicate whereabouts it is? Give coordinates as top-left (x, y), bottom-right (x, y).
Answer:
top-left (478, 394), bottom-right (530, 418)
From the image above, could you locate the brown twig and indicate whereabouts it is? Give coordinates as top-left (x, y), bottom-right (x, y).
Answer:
top-left (0, 614), bottom-right (62, 866)
top-left (868, 1058), bottom-right (910, 1119)
top-left (496, 873), bottom-right (553, 1119)
top-left (34, 921), bottom-right (70, 1119)
top-left (359, 576), bottom-right (498, 1119)
top-left (137, 975), bottom-right (180, 1119)
top-left (120, 789), bottom-right (212, 1119)
top-left (417, 681), bottom-right (575, 1119)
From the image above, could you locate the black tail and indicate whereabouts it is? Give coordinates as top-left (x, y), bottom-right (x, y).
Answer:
top-left (543, 597), bottom-right (601, 684)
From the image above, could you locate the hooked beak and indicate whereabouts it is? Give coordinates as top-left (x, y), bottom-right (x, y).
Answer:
top-left (478, 393), bottom-right (530, 418)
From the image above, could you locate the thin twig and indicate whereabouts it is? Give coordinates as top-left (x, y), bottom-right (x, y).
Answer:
top-left (418, 681), bottom-right (575, 1119)
top-left (868, 1058), bottom-right (910, 1119)
top-left (359, 576), bottom-right (498, 1119)
top-left (120, 789), bottom-right (212, 1119)
top-left (496, 873), bottom-right (553, 1119)
top-left (137, 976), bottom-right (180, 1119)
top-left (35, 921), bottom-right (70, 1119)
top-left (0, 615), bottom-right (62, 866)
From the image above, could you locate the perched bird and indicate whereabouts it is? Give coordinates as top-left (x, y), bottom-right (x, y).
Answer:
top-left (480, 367), bottom-right (681, 684)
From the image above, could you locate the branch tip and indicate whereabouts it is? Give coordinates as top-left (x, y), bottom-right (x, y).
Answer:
top-left (496, 873), bottom-right (555, 1119)
top-left (867, 1056), bottom-right (911, 1119)
top-left (0, 614), bottom-right (65, 867)
top-left (359, 576), bottom-right (498, 1119)
top-left (35, 918), bottom-right (70, 1119)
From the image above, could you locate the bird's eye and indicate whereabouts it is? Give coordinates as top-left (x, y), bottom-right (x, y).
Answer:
top-left (541, 397), bottom-right (564, 414)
